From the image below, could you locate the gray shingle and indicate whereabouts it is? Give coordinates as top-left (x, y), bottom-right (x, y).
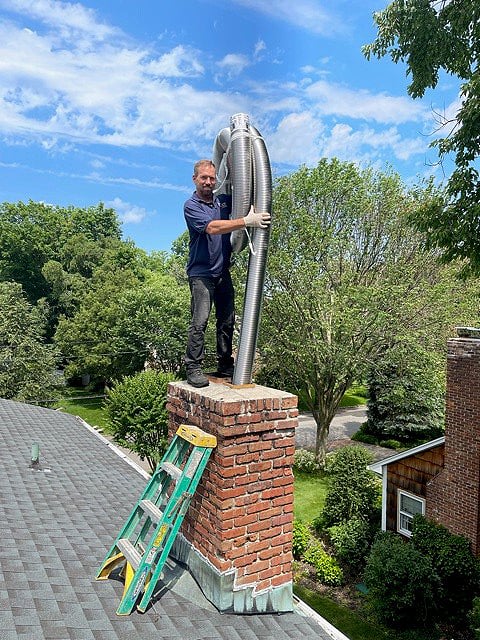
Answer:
top-left (0, 398), bottom-right (336, 640)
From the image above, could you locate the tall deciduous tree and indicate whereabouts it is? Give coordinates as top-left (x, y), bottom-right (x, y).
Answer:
top-left (0, 282), bottom-right (58, 401)
top-left (55, 263), bottom-right (190, 385)
top-left (363, 0), bottom-right (480, 274)
top-left (259, 159), bottom-right (476, 463)
top-left (0, 200), bottom-right (121, 303)
top-left (54, 242), bottom-right (147, 385)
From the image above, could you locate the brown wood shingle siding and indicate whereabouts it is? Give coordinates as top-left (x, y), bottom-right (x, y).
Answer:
top-left (385, 445), bottom-right (445, 534)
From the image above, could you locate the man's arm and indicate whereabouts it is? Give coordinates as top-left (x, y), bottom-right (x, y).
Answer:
top-left (206, 206), bottom-right (271, 235)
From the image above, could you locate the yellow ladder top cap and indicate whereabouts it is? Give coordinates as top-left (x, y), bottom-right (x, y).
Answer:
top-left (176, 424), bottom-right (217, 448)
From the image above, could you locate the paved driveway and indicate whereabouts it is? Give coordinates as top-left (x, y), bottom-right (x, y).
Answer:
top-left (296, 406), bottom-right (394, 462)
top-left (296, 406), bottom-right (367, 448)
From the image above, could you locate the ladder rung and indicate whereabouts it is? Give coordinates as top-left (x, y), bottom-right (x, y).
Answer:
top-left (141, 499), bottom-right (163, 524)
top-left (117, 538), bottom-right (141, 570)
top-left (161, 461), bottom-right (182, 481)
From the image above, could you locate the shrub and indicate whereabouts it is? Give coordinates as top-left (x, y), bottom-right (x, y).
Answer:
top-left (317, 445), bottom-right (380, 530)
top-left (328, 517), bottom-right (373, 571)
top-left (411, 515), bottom-right (480, 623)
top-left (293, 448), bottom-right (320, 474)
top-left (292, 519), bottom-right (311, 559)
top-left (364, 532), bottom-right (439, 628)
top-left (469, 597), bottom-right (480, 639)
top-left (105, 370), bottom-right (177, 471)
top-left (351, 424), bottom-right (378, 445)
top-left (304, 541), bottom-right (343, 586)
top-left (366, 341), bottom-right (445, 444)
top-left (378, 439), bottom-right (404, 450)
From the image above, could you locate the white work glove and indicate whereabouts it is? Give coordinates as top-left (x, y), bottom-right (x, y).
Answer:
top-left (243, 205), bottom-right (271, 229)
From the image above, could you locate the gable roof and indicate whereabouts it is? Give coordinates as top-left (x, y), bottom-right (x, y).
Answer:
top-left (369, 437), bottom-right (445, 475)
top-left (0, 398), bottom-right (335, 640)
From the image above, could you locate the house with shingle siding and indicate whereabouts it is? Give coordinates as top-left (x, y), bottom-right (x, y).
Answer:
top-left (370, 330), bottom-right (480, 555)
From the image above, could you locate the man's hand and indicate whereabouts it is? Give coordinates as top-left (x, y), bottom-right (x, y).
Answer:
top-left (243, 206), bottom-right (271, 229)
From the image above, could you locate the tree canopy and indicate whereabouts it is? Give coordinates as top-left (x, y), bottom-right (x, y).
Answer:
top-left (54, 261), bottom-right (190, 385)
top-left (0, 282), bottom-right (58, 401)
top-left (0, 200), bottom-right (121, 303)
top-left (258, 159), bottom-right (477, 462)
top-left (364, 0), bottom-right (480, 274)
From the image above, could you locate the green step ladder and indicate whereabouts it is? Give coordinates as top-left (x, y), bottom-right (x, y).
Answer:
top-left (95, 424), bottom-right (217, 615)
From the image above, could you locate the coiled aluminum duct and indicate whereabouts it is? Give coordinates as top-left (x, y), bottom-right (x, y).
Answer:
top-left (212, 113), bottom-right (272, 385)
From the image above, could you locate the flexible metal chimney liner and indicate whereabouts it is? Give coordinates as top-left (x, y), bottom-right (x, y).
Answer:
top-left (213, 114), bottom-right (272, 385)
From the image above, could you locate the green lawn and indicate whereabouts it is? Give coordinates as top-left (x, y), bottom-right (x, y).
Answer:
top-left (339, 384), bottom-right (368, 408)
top-left (294, 585), bottom-right (391, 640)
top-left (55, 392), bottom-right (108, 429)
top-left (293, 470), bottom-right (328, 522)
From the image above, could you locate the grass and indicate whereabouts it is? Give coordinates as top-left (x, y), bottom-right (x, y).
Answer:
top-left (293, 470), bottom-right (328, 522)
top-left (339, 384), bottom-right (368, 408)
top-left (294, 584), bottom-right (390, 640)
top-left (54, 389), bottom-right (108, 429)
top-left (297, 384), bottom-right (367, 411)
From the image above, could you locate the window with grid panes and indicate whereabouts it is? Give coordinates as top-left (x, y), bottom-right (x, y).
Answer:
top-left (397, 490), bottom-right (425, 537)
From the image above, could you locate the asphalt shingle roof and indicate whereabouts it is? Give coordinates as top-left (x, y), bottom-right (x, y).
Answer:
top-left (0, 398), bottom-right (333, 640)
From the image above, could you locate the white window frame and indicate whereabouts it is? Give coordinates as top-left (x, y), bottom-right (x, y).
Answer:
top-left (397, 489), bottom-right (425, 537)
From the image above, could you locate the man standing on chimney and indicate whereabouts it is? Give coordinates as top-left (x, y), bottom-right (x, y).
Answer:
top-left (183, 159), bottom-right (270, 388)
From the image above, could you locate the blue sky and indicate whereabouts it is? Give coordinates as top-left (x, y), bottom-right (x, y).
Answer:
top-left (0, 0), bottom-right (460, 252)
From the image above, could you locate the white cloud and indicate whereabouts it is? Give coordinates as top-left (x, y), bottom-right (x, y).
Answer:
top-left (320, 123), bottom-right (426, 163)
top-left (231, 0), bottom-right (344, 36)
top-left (0, 0), bottom-right (119, 40)
top-left (217, 53), bottom-right (250, 77)
top-left (0, 18), bottom-right (244, 147)
top-left (105, 197), bottom-right (149, 223)
top-left (254, 39), bottom-right (266, 59)
top-left (306, 80), bottom-right (426, 124)
top-left (0, 0), bottom-right (434, 173)
top-left (268, 112), bottom-right (325, 166)
top-left (147, 45), bottom-right (204, 78)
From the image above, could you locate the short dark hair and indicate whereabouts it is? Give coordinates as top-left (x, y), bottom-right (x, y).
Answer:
top-left (193, 159), bottom-right (215, 176)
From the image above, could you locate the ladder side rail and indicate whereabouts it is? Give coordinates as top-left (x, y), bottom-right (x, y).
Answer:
top-left (137, 447), bottom-right (215, 612)
top-left (96, 433), bottom-right (185, 578)
top-left (115, 473), bottom-right (192, 615)
top-left (116, 446), bottom-right (214, 615)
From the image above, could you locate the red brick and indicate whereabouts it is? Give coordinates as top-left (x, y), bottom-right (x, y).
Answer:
top-left (247, 520), bottom-right (271, 534)
top-left (271, 574), bottom-right (291, 587)
top-left (234, 553), bottom-right (258, 568)
top-left (235, 513), bottom-right (258, 527)
top-left (281, 396), bottom-right (298, 408)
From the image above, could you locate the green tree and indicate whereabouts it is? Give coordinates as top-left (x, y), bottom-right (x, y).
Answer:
top-left (105, 370), bottom-right (177, 471)
top-left (0, 282), bottom-right (58, 401)
top-left (364, 1), bottom-right (480, 275)
top-left (259, 159), bottom-right (475, 462)
top-left (366, 340), bottom-right (445, 443)
top-left (54, 242), bottom-right (146, 385)
top-left (0, 200), bottom-right (121, 303)
top-left (55, 250), bottom-right (190, 384)
top-left (111, 273), bottom-right (190, 374)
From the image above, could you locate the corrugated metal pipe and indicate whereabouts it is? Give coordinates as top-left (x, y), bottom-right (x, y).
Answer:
top-left (212, 113), bottom-right (272, 385)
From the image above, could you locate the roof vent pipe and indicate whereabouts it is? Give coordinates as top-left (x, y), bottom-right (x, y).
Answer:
top-left (212, 114), bottom-right (272, 385)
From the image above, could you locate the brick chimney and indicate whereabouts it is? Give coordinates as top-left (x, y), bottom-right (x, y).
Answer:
top-left (167, 381), bottom-right (296, 614)
top-left (427, 328), bottom-right (480, 554)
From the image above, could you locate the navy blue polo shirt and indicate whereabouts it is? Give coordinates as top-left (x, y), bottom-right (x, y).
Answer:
top-left (184, 192), bottom-right (232, 277)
